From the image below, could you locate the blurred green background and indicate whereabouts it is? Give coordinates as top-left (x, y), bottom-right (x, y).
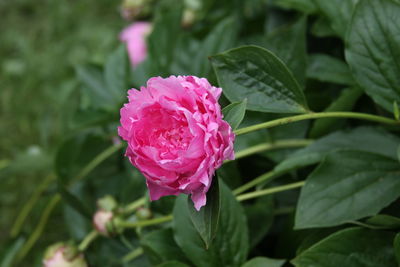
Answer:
top-left (1, 0), bottom-right (123, 263)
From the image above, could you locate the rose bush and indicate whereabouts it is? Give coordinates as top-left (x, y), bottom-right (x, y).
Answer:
top-left (118, 75), bottom-right (234, 210)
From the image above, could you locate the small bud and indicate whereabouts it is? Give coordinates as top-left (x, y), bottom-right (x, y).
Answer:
top-left (182, 9), bottom-right (197, 28)
top-left (97, 195), bottom-right (118, 212)
top-left (120, 0), bottom-right (155, 21)
top-left (93, 210), bottom-right (114, 236)
top-left (136, 207), bottom-right (152, 220)
top-left (43, 243), bottom-right (87, 267)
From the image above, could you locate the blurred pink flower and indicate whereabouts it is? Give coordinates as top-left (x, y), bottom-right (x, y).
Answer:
top-left (119, 22), bottom-right (152, 68)
top-left (118, 76), bottom-right (235, 210)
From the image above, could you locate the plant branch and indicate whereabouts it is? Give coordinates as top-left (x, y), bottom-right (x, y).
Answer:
top-left (236, 181), bottom-right (305, 201)
top-left (72, 143), bottom-right (124, 184)
top-left (117, 215), bottom-right (173, 229)
top-left (233, 169), bottom-right (288, 195)
top-left (16, 143), bottom-right (123, 262)
top-left (227, 139), bottom-right (313, 162)
top-left (11, 173), bottom-right (56, 237)
top-left (78, 230), bottom-right (99, 251)
top-left (234, 112), bottom-right (400, 136)
top-left (122, 197), bottom-right (146, 214)
top-left (16, 194), bottom-right (61, 261)
top-left (121, 248), bottom-right (144, 263)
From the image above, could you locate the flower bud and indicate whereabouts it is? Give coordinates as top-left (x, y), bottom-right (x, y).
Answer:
top-left (93, 210), bottom-right (114, 236)
top-left (136, 207), bottom-right (152, 220)
top-left (120, 0), bottom-right (155, 21)
top-left (97, 195), bottom-right (117, 212)
top-left (43, 243), bottom-right (87, 267)
top-left (182, 9), bottom-right (197, 28)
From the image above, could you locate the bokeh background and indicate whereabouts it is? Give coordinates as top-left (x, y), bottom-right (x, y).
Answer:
top-left (1, 0), bottom-right (123, 262)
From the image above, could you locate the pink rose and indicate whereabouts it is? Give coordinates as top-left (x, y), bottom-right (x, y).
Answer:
top-left (119, 22), bottom-right (152, 68)
top-left (118, 76), bottom-right (235, 210)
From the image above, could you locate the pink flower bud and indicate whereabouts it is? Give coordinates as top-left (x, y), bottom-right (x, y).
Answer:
top-left (93, 210), bottom-right (113, 236)
top-left (118, 76), bottom-right (235, 211)
top-left (119, 22), bottom-right (152, 68)
top-left (43, 243), bottom-right (87, 267)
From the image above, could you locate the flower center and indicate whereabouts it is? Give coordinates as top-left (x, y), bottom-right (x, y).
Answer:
top-left (138, 104), bottom-right (193, 158)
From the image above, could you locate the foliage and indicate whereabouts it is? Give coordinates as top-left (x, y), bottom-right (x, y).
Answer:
top-left (2, 0), bottom-right (400, 266)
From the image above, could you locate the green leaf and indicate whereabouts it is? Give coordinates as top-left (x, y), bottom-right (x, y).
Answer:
top-left (292, 228), bottom-right (397, 267)
top-left (57, 181), bottom-right (92, 220)
top-left (309, 87), bottom-right (363, 138)
top-left (295, 150), bottom-right (400, 229)
top-left (394, 101), bottom-right (400, 120)
top-left (63, 203), bottom-right (90, 240)
top-left (55, 134), bottom-right (109, 183)
top-left (313, 0), bottom-right (359, 38)
top-left (275, 127), bottom-right (400, 173)
top-left (70, 108), bottom-right (115, 130)
top-left (264, 16), bottom-right (308, 87)
top-left (195, 17), bottom-right (237, 77)
top-left (148, 0), bottom-right (183, 75)
top-left (273, 0), bottom-right (317, 13)
top-left (222, 99), bottom-right (247, 130)
top-left (188, 177), bottom-right (220, 249)
top-left (76, 64), bottom-right (114, 110)
top-left (211, 45), bottom-right (308, 114)
top-left (306, 54), bottom-right (353, 85)
top-left (366, 215), bottom-right (400, 229)
top-left (398, 145), bottom-right (400, 163)
top-left (104, 44), bottom-right (128, 104)
top-left (141, 228), bottom-right (189, 265)
top-left (394, 233), bottom-right (400, 265)
top-left (242, 257), bottom-right (285, 267)
top-left (345, 0), bottom-right (400, 113)
top-left (173, 180), bottom-right (249, 267)
top-left (244, 195), bottom-right (274, 248)
top-left (310, 17), bottom-right (336, 37)
top-left (0, 237), bottom-right (25, 267)
top-left (156, 261), bottom-right (190, 267)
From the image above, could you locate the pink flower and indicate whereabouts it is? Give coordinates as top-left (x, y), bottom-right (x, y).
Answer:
top-left (118, 76), bottom-right (235, 210)
top-left (119, 22), bottom-right (152, 68)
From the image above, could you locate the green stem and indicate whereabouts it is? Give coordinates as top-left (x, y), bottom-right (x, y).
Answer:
top-left (234, 112), bottom-right (399, 136)
top-left (236, 181), bottom-right (305, 202)
top-left (274, 206), bottom-right (295, 216)
top-left (16, 194), bottom-right (61, 261)
top-left (346, 220), bottom-right (393, 230)
top-left (16, 143), bottom-right (123, 262)
top-left (228, 139), bottom-right (313, 162)
top-left (78, 230), bottom-right (98, 251)
top-left (122, 197), bottom-right (146, 214)
top-left (233, 169), bottom-right (287, 195)
top-left (11, 173), bottom-right (56, 237)
top-left (72, 143), bottom-right (123, 184)
top-left (121, 248), bottom-right (144, 263)
top-left (118, 215), bottom-right (173, 229)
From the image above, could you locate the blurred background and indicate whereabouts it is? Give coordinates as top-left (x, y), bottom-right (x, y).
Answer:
top-left (1, 0), bottom-right (123, 262)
